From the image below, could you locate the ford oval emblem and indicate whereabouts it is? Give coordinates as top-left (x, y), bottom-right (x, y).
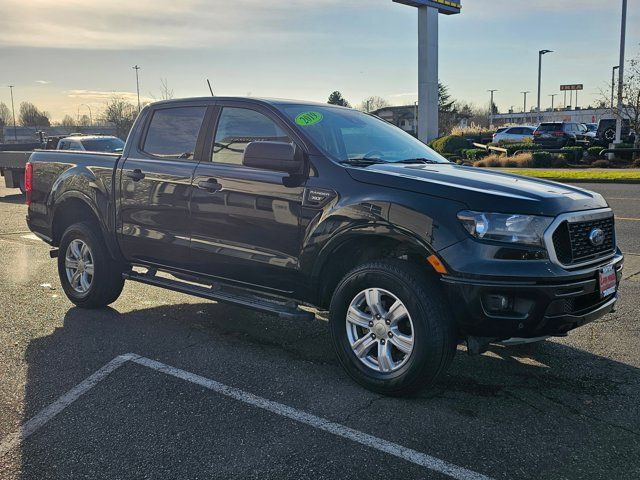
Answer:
top-left (589, 228), bottom-right (605, 247)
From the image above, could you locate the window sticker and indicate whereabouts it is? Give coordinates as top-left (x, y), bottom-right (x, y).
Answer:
top-left (295, 111), bottom-right (323, 126)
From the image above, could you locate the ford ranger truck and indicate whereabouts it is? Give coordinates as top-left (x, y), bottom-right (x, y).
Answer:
top-left (25, 98), bottom-right (623, 396)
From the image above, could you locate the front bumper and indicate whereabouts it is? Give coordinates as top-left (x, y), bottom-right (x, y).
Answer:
top-left (440, 254), bottom-right (623, 339)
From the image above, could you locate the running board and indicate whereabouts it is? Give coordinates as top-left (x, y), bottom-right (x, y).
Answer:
top-left (122, 270), bottom-right (315, 321)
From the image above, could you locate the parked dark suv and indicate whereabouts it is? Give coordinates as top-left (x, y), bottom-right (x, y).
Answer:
top-left (533, 122), bottom-right (588, 148)
top-left (591, 118), bottom-right (636, 146)
top-left (25, 97), bottom-right (623, 396)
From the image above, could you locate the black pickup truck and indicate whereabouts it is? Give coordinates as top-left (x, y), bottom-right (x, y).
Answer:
top-left (25, 97), bottom-right (624, 395)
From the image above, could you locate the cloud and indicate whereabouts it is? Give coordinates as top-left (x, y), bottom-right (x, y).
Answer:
top-left (0, 0), bottom-right (362, 50)
top-left (35, 80), bottom-right (51, 84)
top-left (64, 89), bottom-right (152, 104)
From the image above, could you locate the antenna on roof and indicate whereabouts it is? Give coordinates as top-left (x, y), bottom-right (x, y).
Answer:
top-left (206, 79), bottom-right (214, 97)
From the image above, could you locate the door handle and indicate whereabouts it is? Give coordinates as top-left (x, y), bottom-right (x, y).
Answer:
top-left (197, 179), bottom-right (222, 192)
top-left (125, 169), bottom-right (145, 182)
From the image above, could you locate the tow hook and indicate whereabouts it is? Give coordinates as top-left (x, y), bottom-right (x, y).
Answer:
top-left (49, 248), bottom-right (59, 258)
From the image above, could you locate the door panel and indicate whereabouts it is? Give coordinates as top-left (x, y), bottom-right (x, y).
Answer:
top-left (189, 105), bottom-right (306, 293)
top-left (119, 157), bottom-right (197, 268)
top-left (117, 105), bottom-right (207, 269)
top-left (190, 165), bottom-right (304, 292)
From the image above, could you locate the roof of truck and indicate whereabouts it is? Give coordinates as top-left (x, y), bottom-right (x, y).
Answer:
top-left (147, 97), bottom-right (349, 109)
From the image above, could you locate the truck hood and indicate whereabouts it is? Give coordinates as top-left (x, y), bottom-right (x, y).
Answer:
top-left (346, 163), bottom-right (607, 216)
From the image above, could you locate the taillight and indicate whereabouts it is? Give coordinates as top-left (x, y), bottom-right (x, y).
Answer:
top-left (25, 162), bottom-right (33, 206)
top-left (533, 131), bottom-right (541, 136)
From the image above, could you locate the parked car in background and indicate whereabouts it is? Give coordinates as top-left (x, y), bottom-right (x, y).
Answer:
top-left (533, 122), bottom-right (588, 148)
top-left (582, 123), bottom-right (598, 142)
top-left (57, 135), bottom-right (125, 153)
top-left (492, 126), bottom-right (536, 143)
top-left (591, 119), bottom-right (636, 146)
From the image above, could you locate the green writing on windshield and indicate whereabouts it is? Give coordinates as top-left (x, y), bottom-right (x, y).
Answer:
top-left (295, 111), bottom-right (323, 126)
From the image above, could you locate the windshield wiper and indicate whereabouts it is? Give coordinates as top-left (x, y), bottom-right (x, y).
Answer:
top-left (394, 158), bottom-right (440, 164)
top-left (339, 157), bottom-right (387, 166)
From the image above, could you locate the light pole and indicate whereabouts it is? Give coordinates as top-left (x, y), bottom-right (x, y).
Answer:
top-left (8, 85), bottom-right (17, 142)
top-left (615, 0), bottom-right (627, 145)
top-left (537, 49), bottom-right (553, 122)
top-left (78, 104), bottom-right (92, 126)
top-left (521, 91), bottom-right (530, 123)
top-left (132, 65), bottom-right (141, 112)
top-left (413, 101), bottom-right (418, 136)
top-left (611, 65), bottom-right (619, 110)
top-left (488, 89), bottom-right (497, 127)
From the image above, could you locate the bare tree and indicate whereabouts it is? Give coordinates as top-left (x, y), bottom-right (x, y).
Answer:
top-left (359, 96), bottom-right (389, 113)
top-left (0, 102), bottom-right (11, 127)
top-left (19, 102), bottom-right (50, 127)
top-left (601, 52), bottom-right (640, 153)
top-left (101, 96), bottom-right (138, 139)
top-left (159, 78), bottom-right (174, 100)
top-left (61, 115), bottom-right (76, 127)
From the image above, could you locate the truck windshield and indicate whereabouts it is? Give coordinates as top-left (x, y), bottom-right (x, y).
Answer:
top-left (81, 137), bottom-right (125, 153)
top-left (281, 105), bottom-right (448, 164)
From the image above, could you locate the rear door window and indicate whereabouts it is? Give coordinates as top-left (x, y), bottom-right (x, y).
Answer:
top-left (537, 124), bottom-right (562, 132)
top-left (143, 106), bottom-right (207, 159)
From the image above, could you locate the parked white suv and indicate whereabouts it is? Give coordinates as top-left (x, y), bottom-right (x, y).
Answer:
top-left (492, 126), bottom-right (536, 143)
top-left (57, 135), bottom-right (125, 153)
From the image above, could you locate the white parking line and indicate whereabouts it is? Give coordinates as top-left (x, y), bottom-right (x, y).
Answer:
top-left (0, 353), bottom-right (135, 457)
top-left (0, 354), bottom-right (493, 480)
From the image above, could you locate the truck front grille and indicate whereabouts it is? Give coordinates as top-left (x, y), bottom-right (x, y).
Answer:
top-left (551, 215), bottom-right (615, 266)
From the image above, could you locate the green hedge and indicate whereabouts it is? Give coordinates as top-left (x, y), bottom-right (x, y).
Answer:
top-left (503, 143), bottom-right (542, 155)
top-left (462, 148), bottom-right (489, 160)
top-left (531, 151), bottom-right (554, 168)
top-left (430, 135), bottom-right (470, 155)
top-left (560, 146), bottom-right (584, 163)
top-left (587, 146), bottom-right (604, 159)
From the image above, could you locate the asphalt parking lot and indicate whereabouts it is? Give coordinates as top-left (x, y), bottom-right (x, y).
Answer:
top-left (0, 182), bottom-right (639, 480)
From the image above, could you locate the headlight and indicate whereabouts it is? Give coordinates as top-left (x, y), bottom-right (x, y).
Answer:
top-left (457, 211), bottom-right (553, 247)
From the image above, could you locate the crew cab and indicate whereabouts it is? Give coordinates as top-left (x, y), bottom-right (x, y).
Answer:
top-left (25, 97), bottom-right (624, 396)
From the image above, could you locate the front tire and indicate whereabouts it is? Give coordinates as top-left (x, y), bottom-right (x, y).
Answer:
top-left (329, 259), bottom-right (456, 396)
top-left (57, 222), bottom-right (125, 308)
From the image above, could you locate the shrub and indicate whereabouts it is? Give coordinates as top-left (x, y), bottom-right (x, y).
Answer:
top-left (552, 156), bottom-right (569, 168)
top-left (430, 135), bottom-right (470, 155)
top-left (531, 151), bottom-right (554, 168)
top-left (450, 123), bottom-right (494, 137)
top-left (462, 148), bottom-right (488, 160)
top-left (560, 146), bottom-right (584, 163)
top-left (588, 146), bottom-right (604, 159)
top-left (633, 158), bottom-right (640, 168)
top-left (592, 159), bottom-right (611, 168)
top-left (473, 152), bottom-right (534, 168)
top-left (503, 143), bottom-right (542, 156)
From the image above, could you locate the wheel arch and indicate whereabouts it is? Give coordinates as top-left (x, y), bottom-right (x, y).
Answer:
top-left (311, 226), bottom-right (439, 309)
top-left (51, 192), bottom-right (121, 261)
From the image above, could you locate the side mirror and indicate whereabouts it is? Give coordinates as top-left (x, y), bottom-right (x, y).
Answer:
top-left (242, 141), bottom-right (300, 174)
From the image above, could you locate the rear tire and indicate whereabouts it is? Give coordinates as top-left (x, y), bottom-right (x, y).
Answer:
top-left (329, 259), bottom-right (456, 396)
top-left (57, 222), bottom-right (125, 308)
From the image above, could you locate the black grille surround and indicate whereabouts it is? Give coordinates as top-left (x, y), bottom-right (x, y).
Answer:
top-left (550, 214), bottom-right (616, 266)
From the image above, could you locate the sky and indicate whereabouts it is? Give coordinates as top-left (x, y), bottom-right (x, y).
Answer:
top-left (0, 0), bottom-right (638, 122)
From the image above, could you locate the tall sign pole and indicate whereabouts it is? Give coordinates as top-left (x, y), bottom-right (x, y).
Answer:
top-left (615, 0), bottom-right (627, 145)
top-left (418, 6), bottom-right (438, 142)
top-left (394, 1), bottom-right (461, 143)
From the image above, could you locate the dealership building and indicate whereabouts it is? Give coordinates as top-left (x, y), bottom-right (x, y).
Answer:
top-left (491, 107), bottom-right (613, 127)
